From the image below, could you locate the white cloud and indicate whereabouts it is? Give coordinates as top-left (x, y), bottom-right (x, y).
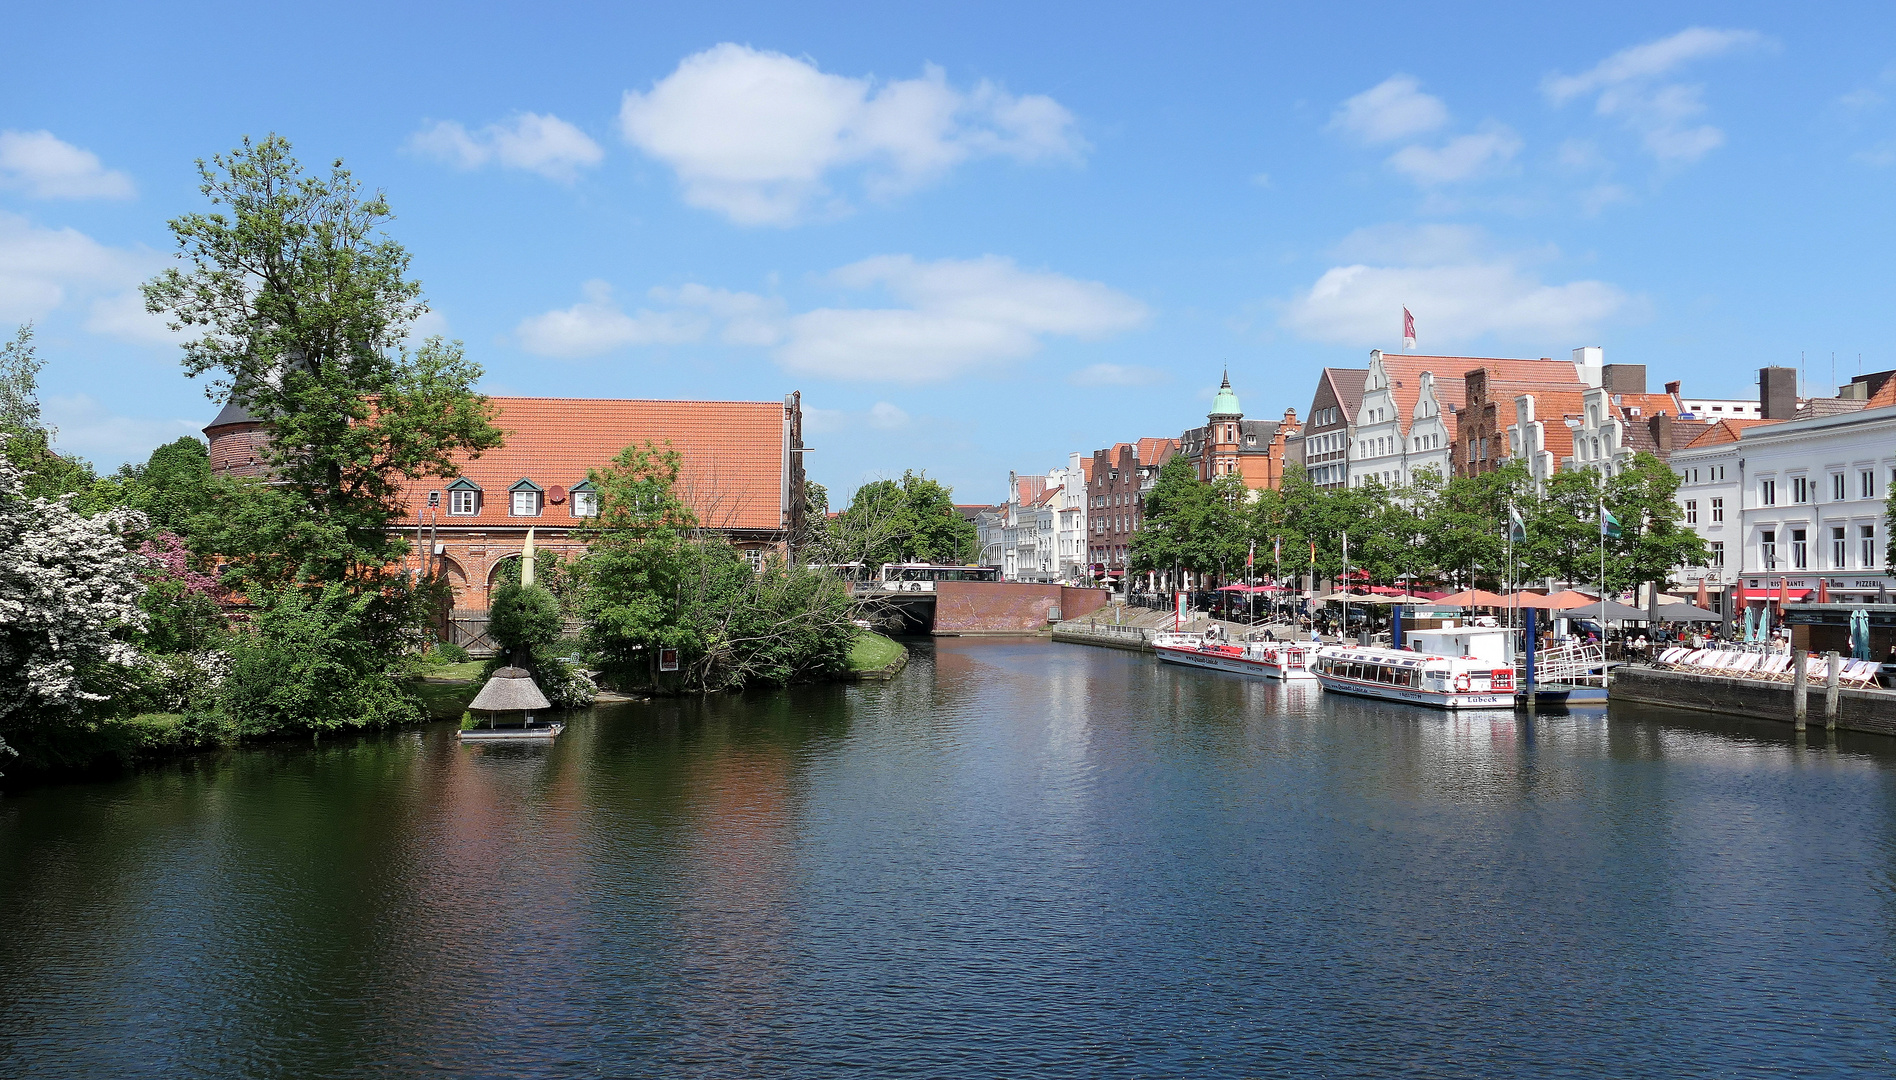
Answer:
top-left (1280, 225), bottom-right (1633, 348)
top-left (0, 212), bottom-right (156, 323)
top-left (84, 290), bottom-right (184, 345)
top-left (618, 44), bottom-right (1085, 225)
top-left (649, 282), bottom-right (786, 345)
top-left (777, 255), bottom-right (1149, 381)
top-left (868, 401), bottom-right (910, 429)
top-left (1069, 362), bottom-right (1166, 387)
top-left (42, 394), bottom-right (203, 467)
top-left (1544, 28), bottom-right (1767, 165)
top-left (1330, 75), bottom-right (1450, 144)
top-left (407, 112), bottom-right (604, 182)
top-left (1387, 127), bottom-right (1522, 184)
top-left (0, 131), bottom-right (135, 200)
top-left (516, 255), bottom-right (1146, 380)
top-left (514, 280), bottom-right (706, 357)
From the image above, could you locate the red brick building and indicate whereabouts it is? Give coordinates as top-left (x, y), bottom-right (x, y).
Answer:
top-left (205, 393), bottom-right (808, 609)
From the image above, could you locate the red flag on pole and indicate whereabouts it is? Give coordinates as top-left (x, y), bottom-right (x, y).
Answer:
top-left (1309, 539), bottom-right (1316, 565)
top-left (1402, 307), bottom-right (1416, 351)
top-left (1246, 540), bottom-right (1254, 568)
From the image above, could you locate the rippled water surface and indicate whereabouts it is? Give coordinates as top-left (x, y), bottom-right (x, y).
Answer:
top-left (4, 638), bottom-right (1896, 1078)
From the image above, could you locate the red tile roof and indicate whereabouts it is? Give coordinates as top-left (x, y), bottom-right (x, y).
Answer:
top-left (399, 396), bottom-right (789, 532)
top-left (1136, 437), bottom-right (1178, 463)
top-left (1684, 417), bottom-right (1782, 448)
top-left (1381, 355), bottom-right (1578, 438)
top-left (1511, 388), bottom-right (1588, 463)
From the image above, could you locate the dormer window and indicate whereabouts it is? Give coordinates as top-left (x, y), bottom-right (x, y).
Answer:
top-left (446, 477), bottom-right (482, 516)
top-left (509, 478), bottom-right (543, 517)
top-left (570, 480), bottom-right (598, 518)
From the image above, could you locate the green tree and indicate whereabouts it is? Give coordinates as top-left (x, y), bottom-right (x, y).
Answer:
top-left (0, 325), bottom-right (106, 505)
top-left (0, 325), bottom-right (42, 430)
top-left (1131, 458), bottom-right (1246, 580)
top-left (579, 441), bottom-right (854, 692)
top-left (831, 471), bottom-right (976, 567)
top-left (1607, 452), bottom-right (1708, 596)
top-left (141, 136), bottom-right (503, 606)
top-left (118, 438), bottom-right (215, 536)
top-left (212, 583), bottom-right (424, 738)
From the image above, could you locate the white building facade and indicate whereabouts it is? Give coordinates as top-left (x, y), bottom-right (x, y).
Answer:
top-left (1348, 353), bottom-right (1458, 488)
top-left (1672, 403), bottom-right (1896, 604)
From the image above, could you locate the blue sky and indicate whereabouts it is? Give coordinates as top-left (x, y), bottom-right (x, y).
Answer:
top-left (7, 1), bottom-right (1896, 503)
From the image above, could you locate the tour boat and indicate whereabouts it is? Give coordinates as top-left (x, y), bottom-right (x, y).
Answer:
top-left (1311, 646), bottom-right (1515, 709)
top-left (1152, 632), bottom-right (1318, 680)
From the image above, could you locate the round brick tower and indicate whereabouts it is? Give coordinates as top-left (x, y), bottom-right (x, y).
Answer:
top-left (203, 395), bottom-right (272, 478)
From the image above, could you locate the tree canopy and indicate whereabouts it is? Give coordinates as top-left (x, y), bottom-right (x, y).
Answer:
top-left (142, 135), bottom-right (503, 596)
top-left (830, 471), bottom-right (976, 567)
top-left (1133, 455), bottom-right (1706, 594)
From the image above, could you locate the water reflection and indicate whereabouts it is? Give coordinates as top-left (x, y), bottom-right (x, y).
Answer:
top-left (3, 639), bottom-right (1895, 1078)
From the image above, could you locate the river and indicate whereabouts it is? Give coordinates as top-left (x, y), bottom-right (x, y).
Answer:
top-left (4, 638), bottom-right (1894, 1078)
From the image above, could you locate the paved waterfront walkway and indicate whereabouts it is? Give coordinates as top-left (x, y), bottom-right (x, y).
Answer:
top-left (1068, 602), bottom-right (1314, 642)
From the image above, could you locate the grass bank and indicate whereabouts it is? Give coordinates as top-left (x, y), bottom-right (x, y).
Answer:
top-left (849, 632), bottom-right (907, 677)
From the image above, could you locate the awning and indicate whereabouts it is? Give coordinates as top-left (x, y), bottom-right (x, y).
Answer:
top-left (1735, 587), bottom-right (1813, 601)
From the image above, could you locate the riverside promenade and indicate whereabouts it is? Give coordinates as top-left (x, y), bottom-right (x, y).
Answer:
top-left (1610, 665), bottom-right (1896, 737)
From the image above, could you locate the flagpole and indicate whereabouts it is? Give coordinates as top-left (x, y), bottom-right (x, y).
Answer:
top-left (1342, 531), bottom-right (1350, 644)
top-left (1599, 497), bottom-right (1607, 660)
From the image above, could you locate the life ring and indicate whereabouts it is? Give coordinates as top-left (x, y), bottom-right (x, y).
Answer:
top-left (1454, 674), bottom-right (1470, 692)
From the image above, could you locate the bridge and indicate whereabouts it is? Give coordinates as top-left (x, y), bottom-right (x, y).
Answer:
top-left (852, 581), bottom-right (1112, 635)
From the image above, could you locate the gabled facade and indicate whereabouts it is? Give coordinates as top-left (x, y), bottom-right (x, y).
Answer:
top-left (1301, 367), bottom-right (1366, 489)
top-left (1346, 352), bottom-right (1470, 487)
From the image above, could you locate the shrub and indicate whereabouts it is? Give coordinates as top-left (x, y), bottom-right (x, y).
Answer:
top-left (424, 641), bottom-right (470, 665)
top-left (213, 584), bottom-right (423, 737)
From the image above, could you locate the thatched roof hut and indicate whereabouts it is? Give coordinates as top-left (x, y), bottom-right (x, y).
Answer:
top-left (469, 667), bottom-right (551, 713)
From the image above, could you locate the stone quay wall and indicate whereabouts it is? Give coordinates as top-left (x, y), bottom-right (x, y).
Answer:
top-left (1050, 623), bottom-right (1155, 652)
top-left (1609, 666), bottom-right (1896, 737)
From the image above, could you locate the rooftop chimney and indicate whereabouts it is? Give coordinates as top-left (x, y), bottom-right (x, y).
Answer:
top-left (1602, 363), bottom-right (1646, 395)
top-left (1663, 380), bottom-right (1681, 396)
top-left (1760, 366), bottom-right (1798, 420)
top-left (1572, 346), bottom-right (1605, 388)
top-left (1647, 413), bottom-right (1674, 458)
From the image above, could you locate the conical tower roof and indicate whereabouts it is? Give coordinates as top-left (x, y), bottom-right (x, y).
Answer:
top-left (1210, 369), bottom-right (1242, 417)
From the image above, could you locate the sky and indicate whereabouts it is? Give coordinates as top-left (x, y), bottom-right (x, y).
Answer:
top-left (7, 1), bottom-right (1896, 504)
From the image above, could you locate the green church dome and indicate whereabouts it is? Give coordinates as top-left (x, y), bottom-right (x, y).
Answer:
top-left (1210, 370), bottom-right (1241, 417)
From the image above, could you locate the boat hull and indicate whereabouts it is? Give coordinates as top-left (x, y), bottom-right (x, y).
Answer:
top-left (1154, 643), bottom-right (1316, 681)
top-left (1313, 673), bottom-right (1512, 710)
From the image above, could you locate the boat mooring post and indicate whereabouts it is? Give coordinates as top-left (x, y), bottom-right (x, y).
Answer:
top-left (1825, 651), bottom-right (1841, 730)
top-left (1523, 607), bottom-right (1537, 713)
top-left (1792, 650), bottom-right (1808, 730)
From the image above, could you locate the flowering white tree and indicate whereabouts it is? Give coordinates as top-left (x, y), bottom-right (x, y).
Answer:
top-left (0, 436), bottom-right (148, 763)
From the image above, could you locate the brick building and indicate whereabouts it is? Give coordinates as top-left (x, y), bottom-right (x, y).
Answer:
top-left (1085, 439), bottom-right (1175, 583)
top-left (1299, 367), bottom-right (1367, 489)
top-left (205, 393), bottom-right (808, 610)
top-left (1176, 373), bottom-right (1300, 490)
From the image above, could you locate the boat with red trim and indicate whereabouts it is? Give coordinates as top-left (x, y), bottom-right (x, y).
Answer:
top-left (1152, 632), bottom-right (1318, 680)
top-left (1311, 646), bottom-right (1515, 709)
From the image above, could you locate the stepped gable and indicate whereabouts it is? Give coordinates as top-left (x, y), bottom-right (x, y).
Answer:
top-left (1517, 387), bottom-right (1589, 462)
top-left (401, 396), bottom-right (792, 532)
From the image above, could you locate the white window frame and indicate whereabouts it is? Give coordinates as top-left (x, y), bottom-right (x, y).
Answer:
top-left (511, 489), bottom-right (541, 517)
top-left (1711, 497), bottom-right (1724, 523)
top-left (571, 489), bottom-right (598, 518)
top-left (449, 489), bottom-right (478, 516)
